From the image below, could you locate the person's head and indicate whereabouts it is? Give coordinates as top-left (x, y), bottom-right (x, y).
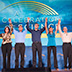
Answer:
top-left (63, 27), bottom-right (68, 33)
top-left (18, 24), bottom-right (23, 32)
top-left (4, 26), bottom-right (10, 33)
top-left (34, 23), bottom-right (39, 30)
top-left (48, 27), bottom-right (53, 34)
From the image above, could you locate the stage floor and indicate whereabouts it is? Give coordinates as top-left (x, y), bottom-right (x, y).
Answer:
top-left (1, 68), bottom-right (72, 72)
top-left (0, 46), bottom-right (71, 71)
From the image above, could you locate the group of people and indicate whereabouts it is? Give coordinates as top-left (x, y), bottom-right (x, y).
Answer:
top-left (0, 17), bottom-right (72, 70)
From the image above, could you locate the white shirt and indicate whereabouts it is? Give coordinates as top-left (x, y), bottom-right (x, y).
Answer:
top-left (58, 25), bottom-right (72, 43)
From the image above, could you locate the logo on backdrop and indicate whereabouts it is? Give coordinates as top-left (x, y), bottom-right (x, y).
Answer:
top-left (0, 1), bottom-right (59, 31)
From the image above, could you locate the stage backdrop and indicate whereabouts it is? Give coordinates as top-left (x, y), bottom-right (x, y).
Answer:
top-left (0, 0), bottom-right (72, 46)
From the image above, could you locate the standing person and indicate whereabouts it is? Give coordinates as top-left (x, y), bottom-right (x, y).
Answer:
top-left (0, 26), bottom-right (12, 69)
top-left (9, 19), bottom-right (27, 68)
top-left (45, 18), bottom-right (59, 70)
top-left (27, 17), bottom-right (47, 67)
top-left (58, 19), bottom-right (72, 70)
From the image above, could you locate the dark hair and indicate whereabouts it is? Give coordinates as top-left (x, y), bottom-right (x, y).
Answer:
top-left (4, 26), bottom-right (10, 33)
top-left (35, 23), bottom-right (39, 26)
top-left (48, 27), bottom-right (53, 34)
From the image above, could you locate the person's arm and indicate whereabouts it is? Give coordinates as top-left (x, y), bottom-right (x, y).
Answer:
top-left (58, 19), bottom-right (63, 34)
top-left (10, 24), bottom-right (13, 35)
top-left (13, 28), bottom-right (18, 35)
top-left (71, 33), bottom-right (72, 38)
top-left (0, 34), bottom-right (2, 37)
top-left (23, 28), bottom-right (27, 35)
top-left (10, 24), bottom-right (18, 34)
top-left (40, 27), bottom-right (45, 33)
top-left (40, 18), bottom-right (48, 33)
top-left (45, 18), bottom-right (48, 34)
top-left (9, 19), bottom-right (13, 35)
top-left (9, 18), bottom-right (18, 34)
top-left (69, 32), bottom-right (72, 38)
top-left (27, 17), bottom-right (33, 33)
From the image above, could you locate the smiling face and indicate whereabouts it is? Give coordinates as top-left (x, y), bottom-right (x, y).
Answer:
top-left (18, 25), bottom-right (23, 32)
top-left (34, 23), bottom-right (39, 30)
top-left (4, 27), bottom-right (10, 33)
top-left (49, 27), bottom-right (53, 33)
top-left (63, 27), bottom-right (68, 32)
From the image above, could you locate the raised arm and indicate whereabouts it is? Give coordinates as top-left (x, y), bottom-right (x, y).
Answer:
top-left (9, 19), bottom-right (13, 35)
top-left (58, 19), bottom-right (63, 34)
top-left (40, 27), bottom-right (45, 33)
top-left (40, 18), bottom-right (48, 33)
top-left (23, 28), bottom-right (27, 35)
top-left (10, 27), bottom-right (13, 35)
top-left (0, 34), bottom-right (2, 37)
top-left (27, 17), bottom-right (33, 33)
top-left (9, 19), bottom-right (18, 34)
top-left (45, 18), bottom-right (48, 34)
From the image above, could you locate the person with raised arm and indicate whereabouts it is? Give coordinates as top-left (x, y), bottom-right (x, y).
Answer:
top-left (45, 18), bottom-right (59, 70)
top-left (0, 26), bottom-right (13, 69)
top-left (9, 19), bottom-right (27, 68)
top-left (58, 19), bottom-right (72, 70)
top-left (27, 17), bottom-right (47, 67)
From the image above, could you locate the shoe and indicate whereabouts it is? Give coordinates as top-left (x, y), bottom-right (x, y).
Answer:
top-left (56, 68), bottom-right (59, 71)
top-left (48, 67), bottom-right (51, 72)
top-left (21, 66), bottom-right (24, 68)
top-left (2, 68), bottom-right (6, 72)
top-left (65, 68), bottom-right (67, 70)
top-left (15, 66), bottom-right (18, 69)
top-left (69, 68), bottom-right (72, 70)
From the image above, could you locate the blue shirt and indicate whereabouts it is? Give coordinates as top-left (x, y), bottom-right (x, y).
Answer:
top-left (13, 28), bottom-right (27, 43)
top-left (47, 32), bottom-right (56, 47)
top-left (27, 22), bottom-right (45, 42)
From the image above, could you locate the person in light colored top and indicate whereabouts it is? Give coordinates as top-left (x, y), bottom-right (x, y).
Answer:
top-left (0, 26), bottom-right (13, 69)
top-left (13, 25), bottom-right (27, 43)
top-left (9, 19), bottom-right (27, 68)
top-left (45, 18), bottom-right (59, 71)
top-left (58, 19), bottom-right (72, 70)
